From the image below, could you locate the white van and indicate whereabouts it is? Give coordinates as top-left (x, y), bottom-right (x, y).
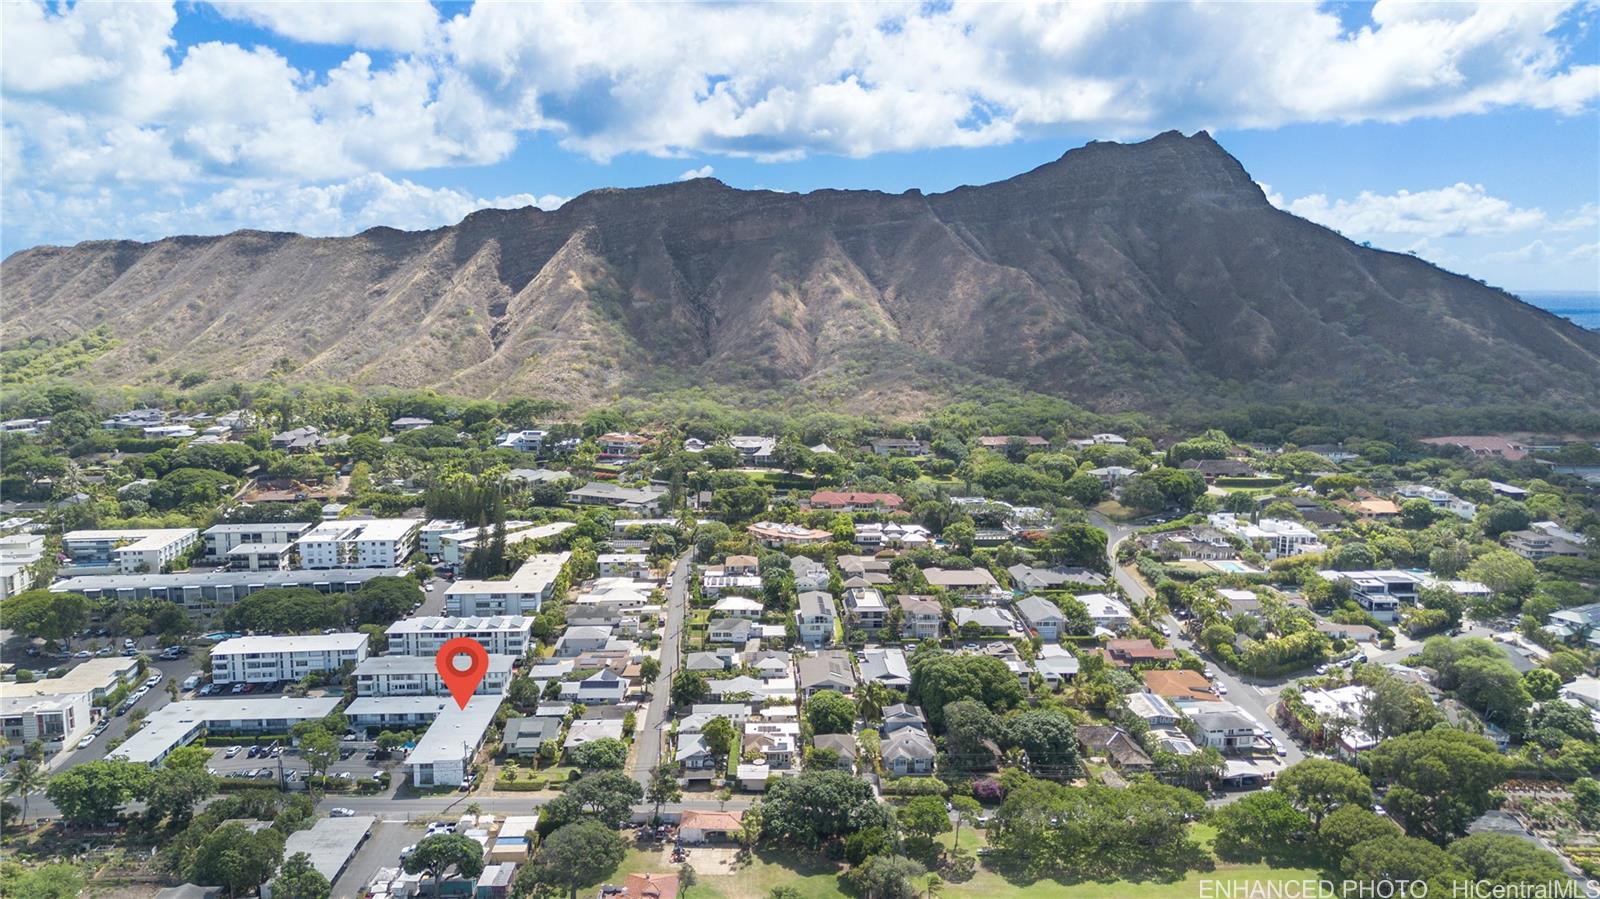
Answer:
top-left (182, 675), bottom-right (202, 692)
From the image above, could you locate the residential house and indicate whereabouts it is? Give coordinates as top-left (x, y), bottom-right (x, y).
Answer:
top-left (495, 429), bottom-right (548, 453)
top-left (1075, 725), bottom-right (1152, 772)
top-left (859, 648), bottom-right (911, 690)
top-left (728, 435), bottom-right (777, 465)
top-left (1102, 639), bottom-right (1178, 667)
top-left (567, 482), bottom-right (668, 514)
top-left (881, 727), bottom-right (936, 776)
top-left (1034, 645), bottom-right (1080, 686)
top-left (795, 591), bottom-right (836, 646)
top-left (1077, 593), bottom-right (1133, 631)
top-left (811, 733), bottom-right (857, 771)
top-left (1190, 706), bottom-right (1257, 752)
top-left (675, 733), bottom-right (718, 781)
top-left (896, 595), bottom-right (943, 641)
top-left (747, 522), bottom-right (831, 548)
top-left (880, 703), bottom-right (927, 735)
top-left (868, 438), bottom-right (929, 457)
top-left (678, 810), bottom-right (744, 844)
top-left (796, 650), bottom-right (856, 697)
top-left (560, 669), bottom-right (629, 704)
top-left (1142, 669), bottom-right (1219, 704)
top-left (1299, 686), bottom-right (1377, 757)
top-left (790, 556), bottom-right (829, 592)
top-left (977, 435), bottom-right (1049, 450)
top-left (1125, 691), bottom-right (1180, 728)
top-left (1087, 466), bottom-right (1137, 487)
top-left (596, 432), bottom-right (651, 458)
top-left (809, 491), bottom-right (905, 512)
top-left (921, 566), bottom-right (1002, 601)
top-left (1506, 524), bottom-right (1588, 560)
top-left (711, 596), bottom-right (763, 619)
top-left (556, 625), bottom-right (615, 657)
top-left (707, 618), bottom-right (755, 644)
top-left (843, 585), bottom-right (888, 632)
top-left (952, 606), bottom-right (1018, 637)
top-left (1208, 513), bottom-right (1324, 559)
top-left (1317, 569), bottom-right (1424, 622)
top-left (503, 717), bottom-right (562, 758)
top-left (685, 651), bottom-right (733, 673)
top-left (1179, 459), bottom-right (1261, 481)
top-left (1007, 563), bottom-right (1107, 591)
top-left (1015, 595), bottom-right (1067, 641)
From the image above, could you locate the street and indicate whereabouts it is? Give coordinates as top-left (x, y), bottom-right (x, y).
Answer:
top-left (1088, 511), bottom-right (1305, 770)
top-left (631, 551), bottom-right (692, 789)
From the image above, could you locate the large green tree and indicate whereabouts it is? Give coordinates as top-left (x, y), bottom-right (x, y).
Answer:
top-left (1364, 729), bottom-right (1510, 844)
top-left (1211, 791), bottom-right (1312, 864)
top-left (805, 690), bottom-right (856, 735)
top-left (760, 769), bottom-right (891, 849)
top-left (45, 759), bottom-right (149, 827)
top-left (268, 851), bottom-right (331, 899)
top-left (403, 834), bottom-right (485, 898)
top-left (910, 652), bottom-right (1025, 729)
top-left (532, 820), bottom-right (626, 899)
top-left (349, 576), bottom-right (423, 626)
top-left (1273, 759), bottom-right (1373, 825)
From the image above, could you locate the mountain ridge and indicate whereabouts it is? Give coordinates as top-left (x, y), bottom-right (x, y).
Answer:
top-left (6, 131), bottom-right (1598, 414)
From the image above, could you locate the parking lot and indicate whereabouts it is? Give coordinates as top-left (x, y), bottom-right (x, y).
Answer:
top-left (205, 742), bottom-right (399, 787)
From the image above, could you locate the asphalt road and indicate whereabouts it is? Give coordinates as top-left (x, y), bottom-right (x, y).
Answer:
top-left (632, 551), bottom-right (692, 789)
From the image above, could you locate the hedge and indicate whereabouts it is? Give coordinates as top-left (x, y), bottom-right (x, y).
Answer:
top-left (494, 779), bottom-right (547, 792)
top-left (1213, 477), bottom-right (1286, 489)
top-left (880, 777), bottom-right (948, 797)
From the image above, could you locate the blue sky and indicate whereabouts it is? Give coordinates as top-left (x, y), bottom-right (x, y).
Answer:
top-left (3, 1), bottom-right (1597, 291)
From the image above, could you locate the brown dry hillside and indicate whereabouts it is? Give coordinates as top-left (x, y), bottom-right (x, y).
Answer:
top-left (5, 130), bottom-right (1598, 413)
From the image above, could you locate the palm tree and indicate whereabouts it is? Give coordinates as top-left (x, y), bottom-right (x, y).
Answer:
top-left (857, 681), bottom-right (891, 723)
top-left (3, 758), bottom-right (48, 823)
top-left (924, 873), bottom-right (944, 899)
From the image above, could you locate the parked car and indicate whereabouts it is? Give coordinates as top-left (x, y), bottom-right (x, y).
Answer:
top-left (73, 650), bottom-right (91, 659)
top-left (231, 683), bottom-right (246, 694)
top-left (76, 734), bottom-right (95, 750)
top-left (330, 808), bottom-right (356, 818)
top-left (247, 745), bottom-right (263, 758)
top-left (225, 745), bottom-right (242, 758)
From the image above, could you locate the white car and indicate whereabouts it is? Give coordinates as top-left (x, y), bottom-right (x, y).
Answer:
top-left (225, 745), bottom-right (243, 758)
top-left (330, 807), bottom-right (357, 818)
top-left (1215, 683), bottom-right (1228, 695)
top-left (400, 844), bottom-right (417, 859)
top-left (76, 733), bottom-right (96, 750)
top-left (424, 583), bottom-right (434, 592)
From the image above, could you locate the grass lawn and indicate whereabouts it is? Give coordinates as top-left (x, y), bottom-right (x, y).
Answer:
top-left (616, 827), bottom-right (1322, 899)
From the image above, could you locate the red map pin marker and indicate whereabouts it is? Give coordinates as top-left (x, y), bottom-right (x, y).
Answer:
top-left (436, 637), bottom-right (489, 710)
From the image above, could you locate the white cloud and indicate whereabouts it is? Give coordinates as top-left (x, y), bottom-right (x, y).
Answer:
top-left (2, 0), bottom-right (1597, 251)
top-left (1281, 183), bottom-right (1547, 238)
top-left (2, 174), bottom-right (566, 248)
top-left (678, 165), bottom-right (715, 181)
top-left (205, 1), bottom-right (441, 53)
top-left (1485, 239), bottom-right (1556, 264)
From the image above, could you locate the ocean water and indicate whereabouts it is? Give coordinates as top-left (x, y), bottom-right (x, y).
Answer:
top-left (1516, 291), bottom-right (1600, 331)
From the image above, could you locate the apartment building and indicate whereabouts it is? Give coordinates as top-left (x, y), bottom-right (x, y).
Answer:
top-left (352, 654), bottom-right (515, 697)
top-left (63, 527), bottom-right (199, 574)
top-left (210, 633), bottom-right (369, 684)
top-left (385, 616), bottom-right (534, 657)
top-left (294, 518), bottom-right (419, 569)
top-left (202, 522), bottom-right (315, 560)
top-left (445, 552), bottom-right (570, 616)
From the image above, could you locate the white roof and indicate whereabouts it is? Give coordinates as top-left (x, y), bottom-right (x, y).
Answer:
top-left (282, 816), bottom-right (375, 882)
top-left (299, 518), bottom-right (418, 542)
top-left (63, 527), bottom-right (196, 551)
top-left (213, 633), bottom-right (367, 655)
top-left (112, 696), bottom-right (341, 763)
top-left (405, 696), bottom-right (502, 766)
top-left (712, 596), bottom-right (764, 612)
top-left (448, 552), bottom-right (570, 596)
top-left (346, 696), bottom-right (452, 716)
top-left (204, 522), bottom-right (314, 535)
top-left (354, 655), bottom-right (516, 676)
top-left (387, 615), bottom-right (531, 634)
